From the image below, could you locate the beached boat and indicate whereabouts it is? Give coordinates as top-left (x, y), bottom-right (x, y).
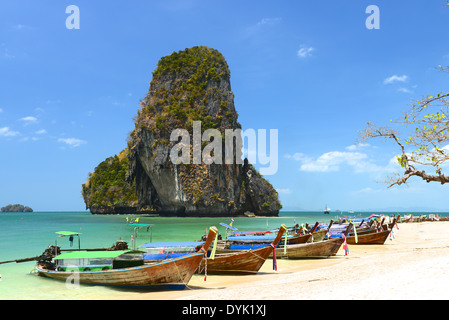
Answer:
top-left (226, 232), bottom-right (310, 246)
top-left (273, 237), bottom-right (345, 259)
top-left (345, 216), bottom-right (399, 245)
top-left (273, 225), bottom-right (352, 259)
top-left (198, 224), bottom-right (288, 275)
top-left (345, 229), bottom-right (391, 245)
top-left (142, 225), bottom-right (288, 275)
top-left (35, 227), bottom-right (217, 288)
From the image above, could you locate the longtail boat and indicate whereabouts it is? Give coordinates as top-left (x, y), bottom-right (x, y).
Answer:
top-left (142, 225), bottom-right (288, 275)
top-left (226, 232), bottom-right (310, 246)
top-left (272, 225), bottom-right (352, 259)
top-left (273, 237), bottom-right (344, 259)
top-left (35, 227), bottom-right (217, 288)
top-left (198, 224), bottom-right (288, 275)
top-left (345, 216), bottom-right (400, 245)
top-left (345, 229), bottom-right (390, 245)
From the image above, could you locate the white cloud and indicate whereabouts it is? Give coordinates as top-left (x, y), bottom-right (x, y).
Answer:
top-left (284, 152), bottom-right (311, 162)
top-left (3, 48), bottom-right (15, 59)
top-left (276, 188), bottom-right (292, 194)
top-left (398, 87), bottom-right (413, 94)
top-left (350, 187), bottom-right (382, 195)
top-left (14, 24), bottom-right (27, 30)
top-left (0, 108), bottom-right (3, 113)
top-left (35, 129), bottom-right (47, 135)
top-left (297, 46), bottom-right (314, 58)
top-left (286, 144), bottom-right (400, 176)
top-left (257, 17), bottom-right (282, 26)
top-left (383, 74), bottom-right (408, 85)
top-left (19, 116), bottom-right (38, 125)
top-left (0, 127), bottom-right (20, 137)
top-left (244, 17), bottom-right (282, 37)
top-left (345, 143), bottom-right (370, 151)
top-left (58, 138), bottom-right (87, 148)
top-left (298, 151), bottom-right (371, 172)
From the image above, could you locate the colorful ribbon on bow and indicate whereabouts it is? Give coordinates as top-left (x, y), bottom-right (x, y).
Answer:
top-left (342, 234), bottom-right (349, 256)
top-left (210, 231), bottom-right (219, 260)
top-left (350, 221), bottom-right (358, 243)
top-left (284, 231), bottom-right (288, 255)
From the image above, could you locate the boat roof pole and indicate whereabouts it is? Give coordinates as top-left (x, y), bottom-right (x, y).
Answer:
top-left (133, 226), bottom-right (137, 250)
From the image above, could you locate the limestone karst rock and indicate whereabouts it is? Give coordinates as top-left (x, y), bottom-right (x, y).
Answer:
top-left (83, 46), bottom-right (282, 216)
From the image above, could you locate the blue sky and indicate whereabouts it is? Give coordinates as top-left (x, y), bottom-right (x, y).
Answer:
top-left (1, 1), bottom-right (449, 212)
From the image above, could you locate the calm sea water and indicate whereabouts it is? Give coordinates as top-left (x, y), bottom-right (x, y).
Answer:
top-left (0, 210), bottom-right (421, 299)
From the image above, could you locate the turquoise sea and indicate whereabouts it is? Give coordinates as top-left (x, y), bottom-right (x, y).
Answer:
top-left (0, 210), bottom-right (429, 300)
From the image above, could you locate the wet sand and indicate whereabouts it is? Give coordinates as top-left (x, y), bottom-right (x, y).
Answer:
top-left (123, 221), bottom-right (449, 300)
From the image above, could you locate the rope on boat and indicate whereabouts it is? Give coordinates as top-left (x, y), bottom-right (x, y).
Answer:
top-left (203, 257), bottom-right (207, 281)
top-left (247, 250), bottom-right (266, 261)
top-left (172, 259), bottom-right (192, 290)
top-left (270, 244), bottom-right (277, 271)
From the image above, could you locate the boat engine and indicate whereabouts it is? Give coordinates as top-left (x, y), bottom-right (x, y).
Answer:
top-left (37, 245), bottom-right (60, 270)
top-left (111, 240), bottom-right (128, 250)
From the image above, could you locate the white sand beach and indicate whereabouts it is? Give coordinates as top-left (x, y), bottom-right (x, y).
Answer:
top-left (126, 221), bottom-right (449, 300)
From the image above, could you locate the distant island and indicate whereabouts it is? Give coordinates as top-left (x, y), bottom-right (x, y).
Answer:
top-left (1, 204), bottom-right (33, 212)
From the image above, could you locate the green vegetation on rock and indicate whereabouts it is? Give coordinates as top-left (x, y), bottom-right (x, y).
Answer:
top-left (130, 46), bottom-right (239, 145)
top-left (1, 204), bottom-right (33, 212)
top-left (81, 151), bottom-right (139, 213)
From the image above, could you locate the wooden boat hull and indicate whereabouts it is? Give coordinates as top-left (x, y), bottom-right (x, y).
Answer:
top-left (198, 245), bottom-right (273, 275)
top-left (309, 230), bottom-right (327, 243)
top-left (272, 238), bottom-right (344, 259)
top-left (36, 252), bottom-right (205, 288)
top-left (285, 233), bottom-right (311, 244)
top-left (346, 229), bottom-right (391, 245)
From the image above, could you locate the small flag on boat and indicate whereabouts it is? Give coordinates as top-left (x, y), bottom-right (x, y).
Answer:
top-left (230, 218), bottom-right (234, 227)
top-left (266, 218), bottom-right (269, 228)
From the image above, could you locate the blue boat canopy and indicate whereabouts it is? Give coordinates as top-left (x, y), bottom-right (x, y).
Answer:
top-left (219, 223), bottom-right (237, 230)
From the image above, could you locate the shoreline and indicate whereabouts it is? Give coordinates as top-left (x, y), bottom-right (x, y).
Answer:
top-left (119, 221), bottom-right (449, 300)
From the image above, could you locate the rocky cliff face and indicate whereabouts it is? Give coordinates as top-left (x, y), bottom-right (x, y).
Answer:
top-left (83, 46), bottom-right (281, 216)
top-left (81, 150), bottom-right (154, 215)
top-left (126, 46), bottom-right (281, 216)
